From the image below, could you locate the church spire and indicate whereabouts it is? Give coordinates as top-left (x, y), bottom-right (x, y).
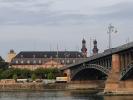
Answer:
top-left (92, 39), bottom-right (98, 55)
top-left (81, 38), bottom-right (87, 57)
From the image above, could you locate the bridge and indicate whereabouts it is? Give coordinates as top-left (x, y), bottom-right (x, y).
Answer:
top-left (60, 42), bottom-right (133, 92)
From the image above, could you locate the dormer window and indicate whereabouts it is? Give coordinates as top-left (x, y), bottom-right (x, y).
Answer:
top-left (44, 55), bottom-right (47, 58)
top-left (21, 55), bottom-right (23, 58)
top-left (56, 55), bottom-right (58, 58)
top-left (33, 55), bottom-right (36, 58)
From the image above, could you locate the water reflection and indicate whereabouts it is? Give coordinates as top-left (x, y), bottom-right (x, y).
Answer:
top-left (104, 96), bottom-right (133, 100)
top-left (0, 91), bottom-right (132, 100)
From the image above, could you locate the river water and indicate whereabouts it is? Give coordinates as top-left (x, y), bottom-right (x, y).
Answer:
top-left (0, 91), bottom-right (132, 100)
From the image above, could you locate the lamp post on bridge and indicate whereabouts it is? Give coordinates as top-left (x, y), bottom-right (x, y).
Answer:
top-left (107, 24), bottom-right (117, 49)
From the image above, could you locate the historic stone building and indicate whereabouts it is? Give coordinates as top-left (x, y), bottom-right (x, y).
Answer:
top-left (9, 39), bottom-right (89, 70)
top-left (6, 49), bottom-right (16, 63)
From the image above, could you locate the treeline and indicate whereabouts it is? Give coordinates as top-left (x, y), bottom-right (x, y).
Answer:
top-left (0, 68), bottom-right (60, 80)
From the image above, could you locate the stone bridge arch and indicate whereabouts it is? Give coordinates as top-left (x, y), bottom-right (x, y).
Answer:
top-left (120, 62), bottom-right (133, 80)
top-left (71, 64), bottom-right (110, 81)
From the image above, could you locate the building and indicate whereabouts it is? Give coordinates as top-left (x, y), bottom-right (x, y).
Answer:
top-left (92, 39), bottom-right (98, 55)
top-left (9, 39), bottom-right (88, 70)
top-left (10, 51), bottom-right (86, 70)
top-left (6, 49), bottom-right (16, 63)
top-left (81, 38), bottom-right (87, 57)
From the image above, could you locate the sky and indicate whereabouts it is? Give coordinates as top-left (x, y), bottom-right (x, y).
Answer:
top-left (0, 0), bottom-right (133, 58)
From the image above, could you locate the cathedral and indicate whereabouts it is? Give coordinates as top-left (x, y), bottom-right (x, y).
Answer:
top-left (6, 39), bottom-right (98, 70)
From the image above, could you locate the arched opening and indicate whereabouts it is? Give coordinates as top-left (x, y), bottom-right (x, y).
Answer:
top-left (121, 67), bottom-right (133, 80)
top-left (71, 68), bottom-right (107, 81)
top-left (63, 73), bottom-right (67, 77)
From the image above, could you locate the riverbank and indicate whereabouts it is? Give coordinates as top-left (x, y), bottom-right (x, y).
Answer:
top-left (0, 82), bottom-right (103, 92)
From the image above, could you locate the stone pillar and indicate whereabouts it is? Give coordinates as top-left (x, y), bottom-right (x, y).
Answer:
top-left (104, 54), bottom-right (121, 93)
top-left (120, 54), bottom-right (124, 70)
top-left (112, 54), bottom-right (120, 73)
top-left (63, 69), bottom-right (71, 82)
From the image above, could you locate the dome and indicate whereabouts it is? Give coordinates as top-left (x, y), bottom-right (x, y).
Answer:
top-left (93, 39), bottom-right (97, 44)
top-left (82, 38), bottom-right (86, 43)
top-left (10, 49), bottom-right (15, 53)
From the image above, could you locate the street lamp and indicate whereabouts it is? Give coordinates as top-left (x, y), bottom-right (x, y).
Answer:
top-left (107, 24), bottom-right (117, 49)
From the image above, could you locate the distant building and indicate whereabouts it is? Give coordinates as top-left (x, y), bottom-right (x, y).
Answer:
top-left (10, 51), bottom-right (85, 70)
top-left (9, 39), bottom-right (88, 70)
top-left (6, 49), bottom-right (16, 63)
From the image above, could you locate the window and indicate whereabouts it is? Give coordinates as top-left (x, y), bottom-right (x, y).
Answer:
top-left (62, 60), bottom-right (65, 63)
top-left (16, 60), bottom-right (18, 64)
top-left (21, 60), bottom-right (24, 64)
top-left (27, 60), bottom-right (30, 64)
top-left (44, 55), bottom-right (47, 58)
top-left (21, 55), bottom-right (23, 58)
top-left (56, 55), bottom-right (58, 58)
top-left (73, 60), bottom-right (76, 63)
top-left (33, 60), bottom-right (36, 64)
top-left (33, 55), bottom-right (36, 58)
top-left (39, 60), bottom-right (41, 64)
top-left (67, 60), bottom-right (70, 64)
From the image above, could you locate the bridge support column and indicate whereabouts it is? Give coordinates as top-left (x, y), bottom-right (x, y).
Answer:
top-left (104, 54), bottom-right (120, 93)
top-left (63, 69), bottom-right (71, 82)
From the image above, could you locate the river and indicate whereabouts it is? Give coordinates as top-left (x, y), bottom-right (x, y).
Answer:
top-left (0, 91), bottom-right (132, 100)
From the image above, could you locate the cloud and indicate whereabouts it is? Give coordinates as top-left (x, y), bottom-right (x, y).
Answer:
top-left (93, 1), bottom-right (133, 21)
top-left (0, 0), bottom-right (132, 26)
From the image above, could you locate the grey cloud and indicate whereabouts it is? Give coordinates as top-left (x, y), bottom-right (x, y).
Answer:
top-left (0, 0), bottom-right (132, 26)
top-left (93, 2), bottom-right (133, 21)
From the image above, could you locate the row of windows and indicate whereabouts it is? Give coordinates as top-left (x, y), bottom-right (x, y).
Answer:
top-left (15, 59), bottom-right (76, 64)
top-left (16, 60), bottom-right (42, 64)
top-left (20, 54), bottom-right (82, 58)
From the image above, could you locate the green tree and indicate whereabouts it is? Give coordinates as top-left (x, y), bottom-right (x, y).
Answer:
top-left (31, 73), bottom-right (36, 81)
top-left (0, 56), bottom-right (9, 70)
top-left (47, 72), bottom-right (54, 79)
top-left (13, 74), bottom-right (17, 81)
top-left (0, 69), bottom-right (13, 79)
top-left (34, 68), bottom-right (46, 79)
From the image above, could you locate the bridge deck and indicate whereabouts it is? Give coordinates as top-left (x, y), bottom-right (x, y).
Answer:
top-left (60, 42), bottom-right (133, 70)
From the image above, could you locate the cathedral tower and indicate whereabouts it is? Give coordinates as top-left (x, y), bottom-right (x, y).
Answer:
top-left (92, 39), bottom-right (98, 55)
top-left (81, 38), bottom-right (87, 57)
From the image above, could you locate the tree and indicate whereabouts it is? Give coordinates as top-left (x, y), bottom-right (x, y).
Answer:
top-left (47, 72), bottom-right (54, 79)
top-left (31, 73), bottom-right (36, 81)
top-left (34, 68), bottom-right (46, 79)
top-left (0, 69), bottom-right (13, 79)
top-left (0, 56), bottom-right (9, 70)
top-left (13, 74), bottom-right (17, 81)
